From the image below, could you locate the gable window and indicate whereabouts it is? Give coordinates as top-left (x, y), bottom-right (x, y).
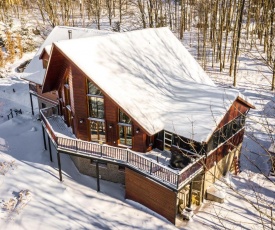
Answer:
top-left (88, 81), bottom-right (103, 96)
top-left (118, 109), bottom-right (132, 147)
top-left (87, 80), bottom-right (105, 143)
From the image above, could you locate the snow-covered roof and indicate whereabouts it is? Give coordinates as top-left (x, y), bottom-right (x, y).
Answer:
top-left (48, 27), bottom-right (249, 142)
top-left (21, 26), bottom-right (110, 85)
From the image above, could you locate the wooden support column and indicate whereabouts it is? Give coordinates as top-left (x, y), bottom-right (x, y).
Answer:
top-left (42, 125), bottom-right (47, 150)
top-left (188, 181), bottom-right (193, 208)
top-left (96, 161), bottom-right (100, 192)
top-left (202, 173), bottom-right (205, 203)
top-left (29, 93), bottom-right (34, 116)
top-left (57, 151), bottom-right (62, 181)
top-left (47, 135), bottom-right (53, 162)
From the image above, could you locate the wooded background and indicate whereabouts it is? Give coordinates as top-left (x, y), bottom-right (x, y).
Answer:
top-left (0, 0), bottom-right (274, 89)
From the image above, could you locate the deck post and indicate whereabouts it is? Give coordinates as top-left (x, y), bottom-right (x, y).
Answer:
top-left (48, 135), bottom-right (53, 162)
top-left (188, 181), bottom-right (193, 208)
top-left (57, 151), bottom-right (62, 181)
top-left (201, 172), bottom-right (205, 203)
top-left (30, 93), bottom-right (34, 116)
top-left (42, 125), bottom-right (47, 150)
top-left (96, 161), bottom-right (100, 192)
top-left (126, 150), bottom-right (129, 162)
top-left (176, 174), bottom-right (180, 189)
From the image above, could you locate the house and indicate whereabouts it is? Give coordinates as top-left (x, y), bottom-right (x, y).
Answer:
top-left (23, 26), bottom-right (254, 224)
top-left (21, 26), bottom-right (110, 113)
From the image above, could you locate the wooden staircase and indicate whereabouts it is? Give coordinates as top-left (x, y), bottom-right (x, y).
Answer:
top-left (231, 156), bottom-right (240, 175)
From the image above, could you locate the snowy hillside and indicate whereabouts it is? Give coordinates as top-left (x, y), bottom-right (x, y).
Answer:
top-left (0, 4), bottom-right (274, 228)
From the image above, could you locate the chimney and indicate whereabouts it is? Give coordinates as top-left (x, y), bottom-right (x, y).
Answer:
top-left (68, 30), bottom-right (72, 39)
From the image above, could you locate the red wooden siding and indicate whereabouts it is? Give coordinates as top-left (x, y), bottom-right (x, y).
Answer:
top-left (42, 46), bottom-right (70, 93)
top-left (217, 100), bottom-right (250, 129)
top-left (70, 66), bottom-right (90, 141)
top-left (125, 168), bottom-right (177, 224)
top-left (132, 122), bottom-right (147, 152)
top-left (36, 85), bottom-right (59, 104)
top-left (104, 96), bottom-right (118, 146)
top-left (206, 129), bottom-right (244, 169)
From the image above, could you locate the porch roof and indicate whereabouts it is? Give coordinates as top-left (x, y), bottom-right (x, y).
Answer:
top-left (21, 26), bottom-right (110, 85)
top-left (46, 27), bottom-right (253, 143)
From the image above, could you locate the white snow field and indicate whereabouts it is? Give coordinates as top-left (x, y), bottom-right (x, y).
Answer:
top-left (0, 29), bottom-right (274, 229)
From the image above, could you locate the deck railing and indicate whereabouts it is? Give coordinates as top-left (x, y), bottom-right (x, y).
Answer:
top-left (40, 107), bottom-right (203, 190)
top-left (41, 106), bottom-right (59, 143)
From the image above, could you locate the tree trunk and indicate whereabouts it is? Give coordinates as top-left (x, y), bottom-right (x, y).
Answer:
top-left (233, 0), bottom-right (246, 87)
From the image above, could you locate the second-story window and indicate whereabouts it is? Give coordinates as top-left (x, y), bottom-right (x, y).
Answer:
top-left (118, 109), bottom-right (132, 147)
top-left (87, 80), bottom-right (105, 143)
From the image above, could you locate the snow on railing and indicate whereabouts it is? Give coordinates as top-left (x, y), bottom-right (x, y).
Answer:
top-left (40, 107), bottom-right (203, 189)
top-left (40, 106), bottom-right (59, 143)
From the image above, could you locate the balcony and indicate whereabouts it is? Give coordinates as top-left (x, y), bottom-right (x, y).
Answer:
top-left (40, 106), bottom-right (204, 190)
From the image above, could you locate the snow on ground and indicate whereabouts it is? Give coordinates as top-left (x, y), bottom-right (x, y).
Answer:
top-left (0, 28), bottom-right (274, 229)
top-left (179, 30), bottom-right (275, 230)
top-left (0, 114), bottom-right (176, 230)
top-left (183, 171), bottom-right (275, 230)
top-left (0, 55), bottom-right (178, 229)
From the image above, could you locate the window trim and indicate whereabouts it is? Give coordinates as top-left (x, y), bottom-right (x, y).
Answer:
top-left (87, 93), bottom-right (103, 98)
top-left (117, 122), bottom-right (132, 127)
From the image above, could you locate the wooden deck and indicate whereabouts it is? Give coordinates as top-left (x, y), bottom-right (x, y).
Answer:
top-left (41, 107), bottom-right (204, 190)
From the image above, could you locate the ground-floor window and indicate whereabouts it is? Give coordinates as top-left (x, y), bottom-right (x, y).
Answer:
top-left (90, 120), bottom-right (106, 143)
top-left (119, 125), bottom-right (132, 146)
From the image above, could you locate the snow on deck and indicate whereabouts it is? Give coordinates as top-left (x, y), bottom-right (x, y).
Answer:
top-left (146, 148), bottom-right (172, 166)
top-left (46, 115), bottom-right (75, 139)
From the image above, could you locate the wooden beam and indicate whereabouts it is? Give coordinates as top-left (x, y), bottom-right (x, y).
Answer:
top-left (96, 161), bottom-right (100, 192)
top-left (48, 135), bottom-right (53, 162)
top-left (42, 125), bottom-right (47, 150)
top-left (57, 151), bottom-right (63, 181)
top-left (30, 93), bottom-right (34, 116)
top-left (188, 181), bottom-right (193, 208)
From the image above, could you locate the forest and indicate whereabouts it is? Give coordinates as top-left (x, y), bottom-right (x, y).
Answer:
top-left (0, 0), bottom-right (274, 89)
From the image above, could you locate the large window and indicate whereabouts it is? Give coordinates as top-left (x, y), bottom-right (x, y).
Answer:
top-left (88, 97), bottom-right (104, 119)
top-left (119, 109), bottom-right (131, 124)
top-left (207, 114), bottom-right (246, 151)
top-left (118, 110), bottom-right (132, 146)
top-left (87, 80), bottom-right (105, 143)
top-left (90, 120), bottom-right (106, 143)
top-left (173, 135), bottom-right (205, 154)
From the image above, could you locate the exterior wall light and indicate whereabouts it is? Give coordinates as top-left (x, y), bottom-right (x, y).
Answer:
top-left (109, 124), bottom-right (113, 129)
top-left (136, 128), bottom-right (140, 133)
top-left (79, 119), bottom-right (84, 124)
